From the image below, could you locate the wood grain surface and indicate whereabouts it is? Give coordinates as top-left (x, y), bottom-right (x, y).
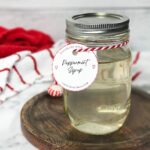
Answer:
top-left (21, 88), bottom-right (150, 150)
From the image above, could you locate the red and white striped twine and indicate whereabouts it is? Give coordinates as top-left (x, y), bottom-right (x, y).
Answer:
top-left (74, 40), bottom-right (129, 52)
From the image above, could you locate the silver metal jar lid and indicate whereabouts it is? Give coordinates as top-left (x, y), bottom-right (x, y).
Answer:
top-left (66, 12), bottom-right (129, 35)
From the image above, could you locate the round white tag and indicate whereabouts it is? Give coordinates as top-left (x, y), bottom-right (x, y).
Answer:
top-left (53, 44), bottom-right (98, 91)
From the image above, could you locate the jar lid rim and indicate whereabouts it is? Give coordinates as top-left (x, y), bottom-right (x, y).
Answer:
top-left (66, 12), bottom-right (129, 34)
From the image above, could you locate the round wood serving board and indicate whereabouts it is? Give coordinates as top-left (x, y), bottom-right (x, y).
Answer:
top-left (21, 88), bottom-right (150, 150)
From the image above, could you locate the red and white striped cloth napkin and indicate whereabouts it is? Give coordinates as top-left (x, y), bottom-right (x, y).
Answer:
top-left (0, 40), bottom-right (66, 103)
top-left (0, 40), bottom-right (149, 103)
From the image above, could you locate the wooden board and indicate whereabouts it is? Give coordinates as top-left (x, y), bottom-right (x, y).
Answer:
top-left (21, 88), bottom-right (150, 150)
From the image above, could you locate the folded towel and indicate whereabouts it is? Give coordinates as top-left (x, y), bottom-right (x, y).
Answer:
top-left (0, 26), bottom-right (54, 103)
top-left (0, 40), bottom-right (66, 103)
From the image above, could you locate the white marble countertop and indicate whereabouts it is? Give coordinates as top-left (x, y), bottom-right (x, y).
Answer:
top-left (0, 83), bottom-right (49, 150)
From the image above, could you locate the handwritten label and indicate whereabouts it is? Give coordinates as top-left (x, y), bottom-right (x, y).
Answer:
top-left (53, 44), bottom-right (98, 91)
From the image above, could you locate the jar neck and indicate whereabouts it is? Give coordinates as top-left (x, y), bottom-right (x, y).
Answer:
top-left (66, 31), bottom-right (129, 47)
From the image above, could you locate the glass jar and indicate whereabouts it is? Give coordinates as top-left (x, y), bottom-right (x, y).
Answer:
top-left (64, 13), bottom-right (131, 135)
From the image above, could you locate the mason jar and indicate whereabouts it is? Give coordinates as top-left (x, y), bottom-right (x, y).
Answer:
top-left (64, 13), bottom-right (131, 135)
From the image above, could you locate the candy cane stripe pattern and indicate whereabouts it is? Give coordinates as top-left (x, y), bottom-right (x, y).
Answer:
top-left (74, 40), bottom-right (129, 52)
top-left (48, 84), bottom-right (63, 97)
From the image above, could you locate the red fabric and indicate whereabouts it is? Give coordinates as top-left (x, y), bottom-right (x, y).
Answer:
top-left (0, 27), bottom-right (54, 58)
